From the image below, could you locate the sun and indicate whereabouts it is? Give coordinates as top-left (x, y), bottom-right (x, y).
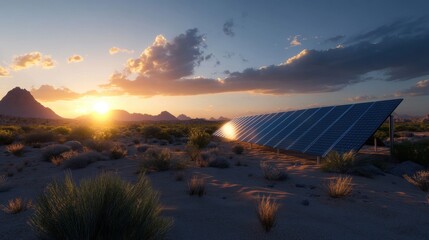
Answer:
top-left (93, 101), bottom-right (110, 114)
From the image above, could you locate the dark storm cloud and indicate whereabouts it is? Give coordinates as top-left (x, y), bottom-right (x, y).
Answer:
top-left (223, 19), bottom-right (235, 37)
top-left (101, 22), bottom-right (429, 97)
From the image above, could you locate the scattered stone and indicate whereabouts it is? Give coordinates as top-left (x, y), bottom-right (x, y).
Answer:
top-left (389, 161), bottom-right (425, 177)
top-left (301, 199), bottom-right (310, 206)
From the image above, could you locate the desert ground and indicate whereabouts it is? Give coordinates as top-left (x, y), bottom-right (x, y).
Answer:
top-left (0, 132), bottom-right (428, 240)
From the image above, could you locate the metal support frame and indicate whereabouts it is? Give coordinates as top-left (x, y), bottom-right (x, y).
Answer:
top-left (317, 156), bottom-right (321, 165)
top-left (389, 115), bottom-right (394, 153)
top-left (374, 137), bottom-right (377, 152)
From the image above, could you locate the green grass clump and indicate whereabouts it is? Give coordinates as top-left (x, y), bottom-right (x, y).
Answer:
top-left (322, 151), bottom-right (357, 173)
top-left (29, 172), bottom-right (172, 240)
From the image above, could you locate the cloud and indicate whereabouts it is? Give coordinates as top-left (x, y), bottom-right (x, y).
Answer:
top-left (10, 52), bottom-right (55, 70)
top-left (346, 95), bottom-right (378, 102)
top-left (324, 35), bottom-right (345, 43)
top-left (223, 19), bottom-right (235, 37)
top-left (0, 66), bottom-right (9, 77)
top-left (289, 35), bottom-right (302, 47)
top-left (101, 22), bottom-right (429, 97)
top-left (109, 47), bottom-right (133, 55)
top-left (31, 85), bottom-right (82, 101)
top-left (395, 79), bottom-right (429, 97)
top-left (67, 54), bottom-right (84, 63)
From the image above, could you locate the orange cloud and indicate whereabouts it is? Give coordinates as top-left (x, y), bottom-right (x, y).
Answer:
top-left (67, 54), bottom-right (84, 63)
top-left (0, 66), bottom-right (9, 77)
top-left (109, 47), bottom-right (133, 55)
top-left (30, 85), bottom-right (123, 102)
top-left (10, 52), bottom-right (55, 70)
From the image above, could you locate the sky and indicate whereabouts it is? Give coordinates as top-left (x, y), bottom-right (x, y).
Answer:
top-left (1, 0), bottom-right (429, 119)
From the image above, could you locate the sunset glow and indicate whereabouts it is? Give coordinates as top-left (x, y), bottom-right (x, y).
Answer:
top-left (93, 101), bottom-right (109, 115)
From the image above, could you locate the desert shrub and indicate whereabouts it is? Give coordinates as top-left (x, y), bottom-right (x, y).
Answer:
top-left (62, 151), bottom-right (106, 169)
top-left (141, 125), bottom-right (162, 142)
top-left (51, 150), bottom-right (79, 166)
top-left (170, 157), bottom-right (188, 170)
top-left (137, 144), bottom-right (150, 153)
top-left (63, 140), bottom-right (84, 151)
top-left (404, 170), bottom-right (429, 192)
top-left (84, 139), bottom-right (113, 152)
top-left (260, 161), bottom-right (288, 181)
top-left (1, 197), bottom-right (32, 214)
top-left (0, 175), bottom-right (11, 192)
top-left (29, 172), bottom-right (172, 239)
top-left (326, 176), bottom-right (353, 198)
top-left (208, 156), bottom-right (230, 168)
top-left (185, 144), bottom-right (201, 162)
top-left (257, 195), bottom-right (279, 232)
top-left (6, 143), bottom-right (25, 156)
top-left (0, 129), bottom-right (15, 145)
top-left (392, 140), bottom-right (429, 166)
top-left (51, 126), bottom-right (71, 135)
top-left (188, 176), bottom-right (205, 196)
top-left (188, 128), bottom-right (211, 149)
top-left (322, 151), bottom-right (357, 173)
top-left (232, 144), bottom-right (244, 155)
top-left (69, 126), bottom-right (94, 141)
top-left (42, 144), bottom-right (72, 161)
top-left (109, 144), bottom-right (128, 159)
top-left (23, 130), bottom-right (56, 144)
top-left (140, 148), bottom-right (172, 172)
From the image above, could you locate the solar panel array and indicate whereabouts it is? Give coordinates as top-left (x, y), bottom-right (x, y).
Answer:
top-left (213, 99), bottom-right (402, 157)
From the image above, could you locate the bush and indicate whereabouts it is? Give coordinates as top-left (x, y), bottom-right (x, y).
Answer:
top-left (0, 129), bottom-right (15, 145)
top-left (188, 128), bottom-right (211, 149)
top-left (141, 125), bottom-right (162, 142)
top-left (404, 170), bottom-right (429, 192)
top-left (326, 176), bottom-right (353, 198)
top-left (23, 130), bottom-right (56, 144)
top-left (140, 148), bottom-right (172, 172)
top-left (84, 139), bottom-right (113, 152)
top-left (232, 145), bottom-right (244, 155)
top-left (62, 151), bottom-right (106, 169)
top-left (208, 156), bottom-right (230, 168)
top-left (260, 161), bottom-right (287, 181)
top-left (29, 172), bottom-right (172, 239)
top-left (322, 151), bottom-right (357, 173)
top-left (42, 144), bottom-right (72, 161)
top-left (1, 197), bottom-right (32, 214)
top-left (393, 140), bottom-right (429, 166)
top-left (51, 150), bottom-right (79, 166)
top-left (188, 176), bottom-right (205, 196)
top-left (63, 140), bottom-right (84, 151)
top-left (109, 144), bottom-right (127, 159)
top-left (51, 126), bottom-right (71, 135)
top-left (69, 126), bottom-right (94, 141)
top-left (257, 195), bottom-right (279, 232)
top-left (185, 144), bottom-right (201, 162)
top-left (6, 143), bottom-right (25, 156)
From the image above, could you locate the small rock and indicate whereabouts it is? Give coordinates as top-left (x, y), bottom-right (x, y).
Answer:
top-left (301, 199), bottom-right (310, 206)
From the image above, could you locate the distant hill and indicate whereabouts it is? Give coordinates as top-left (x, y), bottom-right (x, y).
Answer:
top-left (208, 116), bottom-right (230, 121)
top-left (0, 87), bottom-right (62, 119)
top-left (177, 114), bottom-right (192, 120)
top-left (79, 109), bottom-right (179, 122)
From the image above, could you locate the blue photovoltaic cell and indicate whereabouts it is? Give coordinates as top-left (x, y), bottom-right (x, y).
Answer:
top-left (213, 99), bottom-right (402, 157)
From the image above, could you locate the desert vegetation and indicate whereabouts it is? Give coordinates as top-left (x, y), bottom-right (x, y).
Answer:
top-left (188, 175), bottom-right (205, 196)
top-left (326, 176), bottom-right (353, 198)
top-left (140, 147), bottom-right (173, 172)
top-left (1, 197), bottom-right (32, 214)
top-left (322, 151), bottom-right (357, 173)
top-left (29, 172), bottom-right (172, 239)
top-left (404, 170), bottom-right (429, 192)
top-left (260, 161), bottom-right (287, 180)
top-left (6, 143), bottom-right (25, 156)
top-left (392, 139), bottom-right (429, 166)
top-left (257, 195), bottom-right (279, 232)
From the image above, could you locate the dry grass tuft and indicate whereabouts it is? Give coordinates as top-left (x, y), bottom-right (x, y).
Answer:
top-left (51, 150), bottom-right (79, 166)
top-left (140, 147), bottom-right (172, 172)
top-left (257, 195), bottom-right (279, 232)
top-left (109, 144), bottom-right (127, 159)
top-left (326, 176), bottom-right (353, 198)
top-left (322, 151), bottom-right (357, 173)
top-left (6, 143), bottom-right (25, 156)
top-left (188, 176), bottom-right (205, 196)
top-left (260, 161), bottom-right (287, 181)
top-left (1, 197), bottom-right (32, 214)
top-left (404, 170), bottom-right (429, 192)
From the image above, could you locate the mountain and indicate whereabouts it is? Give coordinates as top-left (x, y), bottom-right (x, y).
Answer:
top-left (80, 109), bottom-right (179, 121)
top-left (208, 116), bottom-right (230, 121)
top-left (177, 114), bottom-right (192, 120)
top-left (0, 87), bottom-right (62, 119)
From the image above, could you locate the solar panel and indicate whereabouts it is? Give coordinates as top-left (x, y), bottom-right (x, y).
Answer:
top-left (213, 99), bottom-right (402, 157)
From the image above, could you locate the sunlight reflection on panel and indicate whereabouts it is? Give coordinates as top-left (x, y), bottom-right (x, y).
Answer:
top-left (222, 122), bottom-right (236, 140)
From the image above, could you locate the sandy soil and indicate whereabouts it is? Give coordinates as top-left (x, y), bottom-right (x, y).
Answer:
top-left (0, 140), bottom-right (428, 240)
